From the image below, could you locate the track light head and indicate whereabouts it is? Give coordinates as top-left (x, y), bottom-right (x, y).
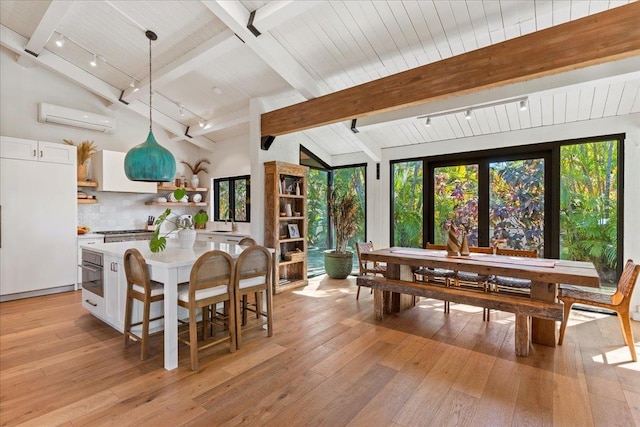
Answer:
top-left (90, 54), bottom-right (97, 67)
top-left (55, 34), bottom-right (65, 47)
top-left (425, 117), bottom-right (431, 127)
top-left (519, 99), bottom-right (528, 111)
top-left (465, 109), bottom-right (472, 120)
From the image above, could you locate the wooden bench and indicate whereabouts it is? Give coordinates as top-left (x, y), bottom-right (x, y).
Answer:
top-left (357, 275), bottom-right (563, 356)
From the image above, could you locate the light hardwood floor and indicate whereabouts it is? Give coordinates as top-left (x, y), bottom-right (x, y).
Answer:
top-left (1, 276), bottom-right (639, 426)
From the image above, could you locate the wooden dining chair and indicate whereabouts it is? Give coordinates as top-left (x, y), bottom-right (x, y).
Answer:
top-left (123, 248), bottom-right (165, 360)
top-left (355, 241), bottom-right (387, 299)
top-left (484, 248), bottom-right (538, 320)
top-left (558, 259), bottom-right (639, 362)
top-left (452, 246), bottom-right (494, 320)
top-left (178, 250), bottom-right (236, 371)
top-left (414, 243), bottom-right (456, 312)
top-left (233, 245), bottom-right (273, 349)
top-left (238, 237), bottom-right (257, 246)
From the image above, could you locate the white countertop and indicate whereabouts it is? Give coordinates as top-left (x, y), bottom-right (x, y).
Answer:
top-left (80, 239), bottom-right (270, 268)
top-left (197, 230), bottom-right (249, 238)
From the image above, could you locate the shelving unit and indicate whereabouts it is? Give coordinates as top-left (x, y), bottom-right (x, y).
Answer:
top-left (264, 161), bottom-right (308, 293)
top-left (145, 184), bottom-right (209, 206)
top-left (77, 181), bottom-right (98, 203)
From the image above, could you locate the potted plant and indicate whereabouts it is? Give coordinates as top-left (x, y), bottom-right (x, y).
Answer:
top-left (181, 158), bottom-right (210, 188)
top-left (149, 188), bottom-right (209, 252)
top-left (64, 139), bottom-right (97, 181)
top-left (324, 187), bottom-right (358, 279)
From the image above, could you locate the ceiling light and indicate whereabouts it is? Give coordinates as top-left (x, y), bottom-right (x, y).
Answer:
top-left (129, 79), bottom-right (136, 88)
top-left (519, 99), bottom-right (528, 111)
top-left (89, 54), bottom-right (97, 67)
top-left (179, 104), bottom-right (185, 116)
top-left (124, 30), bottom-right (176, 183)
top-left (425, 117), bottom-right (431, 127)
top-left (465, 110), bottom-right (472, 120)
top-left (198, 120), bottom-right (204, 128)
top-left (55, 34), bottom-right (65, 47)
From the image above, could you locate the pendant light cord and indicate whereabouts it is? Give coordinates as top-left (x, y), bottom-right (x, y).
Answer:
top-left (148, 34), bottom-right (152, 132)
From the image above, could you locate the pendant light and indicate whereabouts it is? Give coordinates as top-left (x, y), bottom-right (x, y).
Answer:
top-left (124, 30), bottom-right (176, 182)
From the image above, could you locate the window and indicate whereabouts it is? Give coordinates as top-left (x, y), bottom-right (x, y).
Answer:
top-left (391, 135), bottom-right (623, 287)
top-left (213, 175), bottom-right (250, 222)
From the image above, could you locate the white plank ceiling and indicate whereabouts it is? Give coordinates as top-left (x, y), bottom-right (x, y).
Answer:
top-left (0, 0), bottom-right (638, 157)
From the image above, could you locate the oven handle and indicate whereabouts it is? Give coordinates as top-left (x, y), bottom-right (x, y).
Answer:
top-left (82, 264), bottom-right (101, 273)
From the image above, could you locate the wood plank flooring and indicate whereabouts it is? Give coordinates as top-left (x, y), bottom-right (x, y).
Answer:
top-left (1, 276), bottom-right (639, 426)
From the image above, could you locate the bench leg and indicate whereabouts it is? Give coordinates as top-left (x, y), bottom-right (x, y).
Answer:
top-left (374, 288), bottom-right (384, 321)
top-left (515, 314), bottom-right (531, 356)
top-left (531, 281), bottom-right (558, 347)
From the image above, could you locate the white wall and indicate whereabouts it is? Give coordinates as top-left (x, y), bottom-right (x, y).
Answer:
top-left (0, 46), bottom-right (205, 231)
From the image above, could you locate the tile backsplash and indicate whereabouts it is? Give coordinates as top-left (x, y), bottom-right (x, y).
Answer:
top-left (78, 189), bottom-right (199, 231)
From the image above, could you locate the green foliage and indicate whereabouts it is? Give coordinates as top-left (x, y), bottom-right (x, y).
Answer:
top-left (393, 161), bottom-right (423, 247)
top-left (149, 189), bottom-right (208, 253)
top-left (560, 141), bottom-right (618, 278)
top-left (307, 169), bottom-right (329, 248)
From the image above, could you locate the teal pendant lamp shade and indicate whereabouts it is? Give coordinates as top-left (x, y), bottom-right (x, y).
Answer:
top-left (124, 130), bottom-right (175, 181)
top-left (124, 30), bottom-right (176, 182)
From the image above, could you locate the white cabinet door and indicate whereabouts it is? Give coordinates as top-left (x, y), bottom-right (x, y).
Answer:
top-left (0, 136), bottom-right (38, 161)
top-left (38, 140), bottom-right (75, 165)
top-left (0, 137), bottom-right (74, 165)
top-left (104, 255), bottom-right (125, 332)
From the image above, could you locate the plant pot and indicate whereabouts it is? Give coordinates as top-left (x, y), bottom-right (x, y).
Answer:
top-left (178, 228), bottom-right (196, 249)
top-left (77, 164), bottom-right (88, 181)
top-left (323, 250), bottom-right (353, 279)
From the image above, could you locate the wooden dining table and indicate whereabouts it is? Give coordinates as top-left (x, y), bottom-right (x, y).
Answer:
top-left (360, 247), bottom-right (600, 350)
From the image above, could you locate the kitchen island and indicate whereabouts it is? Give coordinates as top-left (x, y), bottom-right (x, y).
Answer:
top-left (80, 239), bottom-right (270, 370)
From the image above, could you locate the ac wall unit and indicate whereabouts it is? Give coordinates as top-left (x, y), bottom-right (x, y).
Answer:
top-left (38, 103), bottom-right (116, 134)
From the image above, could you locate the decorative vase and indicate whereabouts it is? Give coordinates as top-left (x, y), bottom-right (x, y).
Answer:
top-left (460, 232), bottom-right (470, 256)
top-left (178, 228), bottom-right (196, 249)
top-left (190, 174), bottom-right (199, 189)
top-left (324, 250), bottom-right (354, 279)
top-left (77, 163), bottom-right (88, 181)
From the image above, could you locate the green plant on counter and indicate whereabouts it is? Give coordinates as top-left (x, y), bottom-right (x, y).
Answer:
top-left (149, 188), bottom-right (208, 252)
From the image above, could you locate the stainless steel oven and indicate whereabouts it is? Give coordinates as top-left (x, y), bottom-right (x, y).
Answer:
top-left (81, 249), bottom-right (103, 297)
top-left (99, 230), bottom-right (154, 243)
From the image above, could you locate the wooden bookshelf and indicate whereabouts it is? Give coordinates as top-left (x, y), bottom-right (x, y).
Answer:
top-left (264, 161), bottom-right (309, 293)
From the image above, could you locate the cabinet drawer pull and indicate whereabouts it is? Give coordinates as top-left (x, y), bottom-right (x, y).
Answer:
top-left (85, 299), bottom-right (98, 307)
top-left (40, 150), bottom-right (43, 157)
top-left (32, 149), bottom-right (36, 157)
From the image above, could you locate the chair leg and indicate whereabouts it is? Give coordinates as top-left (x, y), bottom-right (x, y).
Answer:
top-left (235, 291), bottom-right (243, 350)
top-left (242, 295), bottom-right (248, 326)
top-left (141, 298), bottom-right (151, 360)
top-left (356, 285), bottom-right (361, 300)
top-left (228, 297), bottom-right (236, 353)
top-left (255, 292), bottom-right (260, 318)
top-left (123, 292), bottom-right (133, 348)
top-left (189, 306), bottom-right (199, 371)
top-left (266, 287), bottom-right (273, 338)
top-left (617, 310), bottom-right (637, 362)
top-left (558, 301), bottom-right (573, 345)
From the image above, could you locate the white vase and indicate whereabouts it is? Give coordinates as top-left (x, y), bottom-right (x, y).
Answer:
top-left (178, 228), bottom-right (196, 249)
top-left (190, 175), bottom-right (199, 189)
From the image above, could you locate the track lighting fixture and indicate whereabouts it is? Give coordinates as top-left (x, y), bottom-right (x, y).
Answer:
top-left (55, 34), bottom-right (65, 47)
top-left (90, 54), bottom-right (97, 67)
top-left (418, 96), bottom-right (529, 127)
top-left (198, 120), bottom-right (205, 128)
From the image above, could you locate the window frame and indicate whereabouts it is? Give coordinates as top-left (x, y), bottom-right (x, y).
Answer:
top-left (390, 133), bottom-right (624, 279)
top-left (213, 175), bottom-right (251, 223)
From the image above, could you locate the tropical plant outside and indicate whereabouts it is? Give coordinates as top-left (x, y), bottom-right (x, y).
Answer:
top-left (560, 141), bottom-right (618, 285)
top-left (393, 161), bottom-right (423, 247)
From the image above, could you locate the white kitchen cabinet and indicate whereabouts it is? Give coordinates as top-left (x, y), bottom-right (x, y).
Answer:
top-left (1, 136), bottom-right (77, 300)
top-left (96, 254), bottom-right (163, 334)
top-left (82, 287), bottom-right (105, 318)
top-left (0, 136), bottom-right (74, 164)
top-left (91, 150), bottom-right (157, 193)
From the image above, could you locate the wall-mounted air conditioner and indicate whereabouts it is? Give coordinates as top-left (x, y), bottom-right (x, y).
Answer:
top-left (38, 103), bottom-right (116, 134)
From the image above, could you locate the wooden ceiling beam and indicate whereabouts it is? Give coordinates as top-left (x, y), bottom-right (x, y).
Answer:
top-left (261, 2), bottom-right (640, 137)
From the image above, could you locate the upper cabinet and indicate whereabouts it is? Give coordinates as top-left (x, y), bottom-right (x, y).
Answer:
top-left (91, 150), bottom-right (157, 194)
top-left (0, 136), bottom-right (75, 165)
